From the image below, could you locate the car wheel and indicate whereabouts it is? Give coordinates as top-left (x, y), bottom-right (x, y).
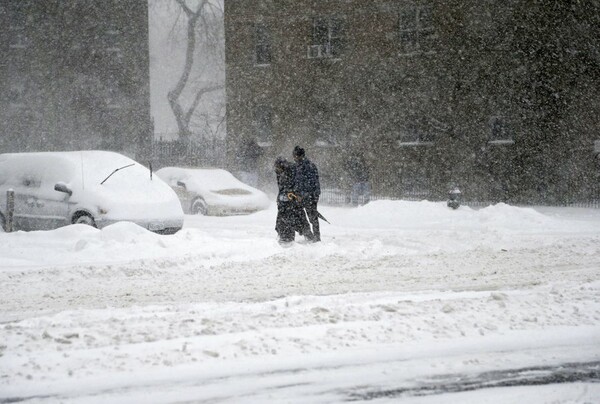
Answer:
top-left (73, 212), bottom-right (96, 227)
top-left (191, 198), bottom-right (208, 215)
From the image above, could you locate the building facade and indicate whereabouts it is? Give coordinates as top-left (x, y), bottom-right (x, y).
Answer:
top-left (0, 0), bottom-right (152, 159)
top-left (224, 0), bottom-right (599, 204)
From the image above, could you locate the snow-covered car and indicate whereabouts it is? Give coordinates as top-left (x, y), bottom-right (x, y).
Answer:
top-left (0, 151), bottom-right (184, 234)
top-left (156, 167), bottom-right (270, 215)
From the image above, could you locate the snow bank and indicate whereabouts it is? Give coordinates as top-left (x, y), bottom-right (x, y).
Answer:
top-left (0, 222), bottom-right (279, 269)
top-left (1, 200), bottom-right (597, 269)
top-left (333, 200), bottom-right (558, 231)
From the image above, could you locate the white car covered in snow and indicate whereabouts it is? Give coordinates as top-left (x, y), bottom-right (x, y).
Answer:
top-left (157, 167), bottom-right (270, 215)
top-left (0, 151), bottom-right (184, 234)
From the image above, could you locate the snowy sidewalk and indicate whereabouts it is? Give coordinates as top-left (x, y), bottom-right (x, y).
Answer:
top-left (1, 201), bottom-right (599, 402)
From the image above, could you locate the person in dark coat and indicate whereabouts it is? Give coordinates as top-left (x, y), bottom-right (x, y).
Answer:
top-left (274, 157), bottom-right (311, 243)
top-left (292, 146), bottom-right (321, 242)
top-left (345, 152), bottom-right (371, 206)
top-left (237, 138), bottom-right (263, 187)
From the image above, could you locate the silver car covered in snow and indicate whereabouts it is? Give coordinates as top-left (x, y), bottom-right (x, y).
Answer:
top-left (0, 151), bottom-right (184, 233)
top-left (157, 167), bottom-right (270, 216)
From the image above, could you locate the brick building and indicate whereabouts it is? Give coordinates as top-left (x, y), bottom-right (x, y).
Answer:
top-left (0, 0), bottom-right (152, 160)
top-left (224, 0), bottom-right (599, 204)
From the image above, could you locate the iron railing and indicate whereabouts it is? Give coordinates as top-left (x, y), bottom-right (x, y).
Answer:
top-left (319, 187), bottom-right (600, 209)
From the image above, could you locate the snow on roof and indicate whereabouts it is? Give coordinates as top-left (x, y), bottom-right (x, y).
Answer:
top-left (0, 150), bottom-right (149, 184)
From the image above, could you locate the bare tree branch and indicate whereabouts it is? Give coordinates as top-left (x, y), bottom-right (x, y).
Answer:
top-left (168, 0), bottom-right (211, 140)
top-left (174, 0), bottom-right (193, 17)
top-left (184, 84), bottom-right (224, 126)
top-left (213, 110), bottom-right (226, 135)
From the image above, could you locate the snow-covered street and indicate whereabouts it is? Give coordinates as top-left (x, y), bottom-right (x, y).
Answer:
top-left (1, 201), bottom-right (599, 403)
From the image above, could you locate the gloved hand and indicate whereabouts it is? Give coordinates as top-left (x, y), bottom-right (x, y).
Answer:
top-left (287, 192), bottom-right (302, 202)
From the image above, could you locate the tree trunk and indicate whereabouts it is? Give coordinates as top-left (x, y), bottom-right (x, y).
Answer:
top-left (168, 0), bottom-right (207, 141)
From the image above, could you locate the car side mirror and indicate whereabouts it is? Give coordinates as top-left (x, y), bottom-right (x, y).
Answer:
top-left (54, 182), bottom-right (72, 196)
top-left (176, 181), bottom-right (187, 190)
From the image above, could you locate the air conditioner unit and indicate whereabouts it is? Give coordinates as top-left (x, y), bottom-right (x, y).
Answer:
top-left (307, 44), bottom-right (322, 59)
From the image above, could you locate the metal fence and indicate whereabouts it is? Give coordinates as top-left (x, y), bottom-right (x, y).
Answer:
top-left (150, 137), bottom-right (226, 169)
top-left (319, 187), bottom-right (600, 209)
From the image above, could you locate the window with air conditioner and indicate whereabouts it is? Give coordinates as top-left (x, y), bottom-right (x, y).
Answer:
top-left (399, 5), bottom-right (437, 55)
top-left (307, 44), bottom-right (322, 59)
top-left (488, 116), bottom-right (514, 145)
top-left (308, 17), bottom-right (343, 59)
top-left (398, 122), bottom-right (435, 146)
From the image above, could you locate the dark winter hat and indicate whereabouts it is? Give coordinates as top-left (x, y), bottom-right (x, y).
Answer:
top-left (293, 146), bottom-right (305, 158)
top-left (274, 156), bottom-right (286, 168)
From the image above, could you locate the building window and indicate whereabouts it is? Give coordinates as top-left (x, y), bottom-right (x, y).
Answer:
top-left (307, 17), bottom-right (343, 59)
top-left (400, 165), bottom-right (430, 197)
top-left (312, 104), bottom-right (340, 147)
top-left (104, 28), bottom-right (123, 59)
top-left (9, 31), bottom-right (28, 50)
top-left (398, 122), bottom-right (435, 146)
top-left (8, 3), bottom-right (28, 50)
top-left (8, 84), bottom-right (26, 109)
top-left (105, 87), bottom-right (121, 111)
top-left (489, 116), bottom-right (514, 144)
top-left (399, 5), bottom-right (436, 55)
top-left (315, 122), bottom-right (340, 147)
top-left (254, 105), bottom-right (272, 146)
top-left (255, 23), bottom-right (271, 65)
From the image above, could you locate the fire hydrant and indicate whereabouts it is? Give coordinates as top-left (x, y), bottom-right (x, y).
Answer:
top-left (447, 187), bottom-right (461, 210)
